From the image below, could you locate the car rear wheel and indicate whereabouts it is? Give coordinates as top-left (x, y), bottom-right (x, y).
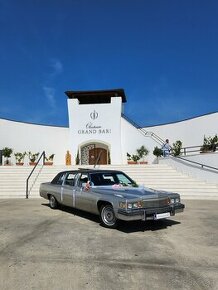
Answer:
top-left (100, 204), bottom-right (117, 228)
top-left (49, 195), bottom-right (58, 209)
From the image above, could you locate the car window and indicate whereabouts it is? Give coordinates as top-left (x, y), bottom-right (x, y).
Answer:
top-left (64, 172), bottom-right (76, 186)
top-left (90, 173), bottom-right (115, 186)
top-left (90, 172), bottom-right (134, 186)
top-left (51, 172), bottom-right (65, 185)
top-left (77, 173), bottom-right (89, 187)
top-left (116, 173), bottom-right (133, 185)
top-left (103, 174), bottom-right (116, 182)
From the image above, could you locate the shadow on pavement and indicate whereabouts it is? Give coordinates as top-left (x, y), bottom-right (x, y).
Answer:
top-left (41, 202), bottom-right (180, 233)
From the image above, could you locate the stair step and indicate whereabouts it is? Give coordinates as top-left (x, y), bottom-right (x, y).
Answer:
top-left (0, 164), bottom-right (217, 199)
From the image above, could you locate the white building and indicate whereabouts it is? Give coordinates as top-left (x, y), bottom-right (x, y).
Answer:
top-left (0, 89), bottom-right (217, 165)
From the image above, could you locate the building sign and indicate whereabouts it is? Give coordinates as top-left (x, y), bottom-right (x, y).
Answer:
top-left (90, 110), bottom-right (98, 120)
top-left (78, 110), bottom-right (112, 135)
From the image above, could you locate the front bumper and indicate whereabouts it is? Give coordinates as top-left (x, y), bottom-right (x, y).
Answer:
top-left (117, 203), bottom-right (185, 221)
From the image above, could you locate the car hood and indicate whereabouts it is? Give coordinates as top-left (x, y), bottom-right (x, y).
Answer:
top-left (91, 185), bottom-right (171, 200)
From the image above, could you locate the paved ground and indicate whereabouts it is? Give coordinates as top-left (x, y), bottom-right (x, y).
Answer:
top-left (0, 199), bottom-right (217, 290)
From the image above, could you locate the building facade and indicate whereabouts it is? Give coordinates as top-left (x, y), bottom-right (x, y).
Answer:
top-left (0, 89), bottom-right (217, 165)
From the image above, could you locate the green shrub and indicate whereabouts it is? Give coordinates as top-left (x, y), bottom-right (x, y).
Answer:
top-left (200, 135), bottom-right (217, 152)
top-left (172, 140), bottom-right (182, 157)
top-left (153, 147), bottom-right (163, 158)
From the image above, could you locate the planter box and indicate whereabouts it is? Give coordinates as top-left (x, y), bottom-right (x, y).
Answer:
top-left (16, 163), bottom-right (24, 166)
top-left (139, 161), bottom-right (148, 164)
top-left (44, 162), bottom-right (53, 166)
top-left (127, 161), bottom-right (137, 164)
top-left (29, 162), bottom-right (37, 166)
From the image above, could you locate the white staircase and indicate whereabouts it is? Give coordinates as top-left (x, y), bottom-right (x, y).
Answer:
top-left (0, 164), bottom-right (217, 200)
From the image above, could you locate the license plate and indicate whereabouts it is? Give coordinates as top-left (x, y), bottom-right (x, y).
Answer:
top-left (155, 212), bottom-right (170, 220)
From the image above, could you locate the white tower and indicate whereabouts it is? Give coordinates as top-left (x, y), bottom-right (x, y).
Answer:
top-left (66, 89), bottom-right (127, 165)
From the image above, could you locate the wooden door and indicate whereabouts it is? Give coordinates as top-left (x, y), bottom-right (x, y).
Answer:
top-left (89, 148), bottom-right (107, 165)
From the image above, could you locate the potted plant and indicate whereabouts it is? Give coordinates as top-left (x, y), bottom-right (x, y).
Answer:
top-left (136, 145), bottom-right (149, 164)
top-left (200, 136), bottom-right (211, 153)
top-left (200, 135), bottom-right (217, 153)
top-left (127, 152), bottom-right (133, 164)
top-left (210, 134), bottom-right (218, 152)
top-left (172, 140), bottom-right (182, 157)
top-left (14, 152), bottom-right (26, 165)
top-left (28, 152), bottom-right (39, 165)
top-left (2, 147), bottom-right (13, 165)
top-left (131, 154), bottom-right (140, 164)
top-left (44, 154), bottom-right (55, 165)
top-left (127, 152), bottom-right (137, 164)
top-left (127, 152), bottom-right (141, 164)
top-left (153, 147), bottom-right (163, 163)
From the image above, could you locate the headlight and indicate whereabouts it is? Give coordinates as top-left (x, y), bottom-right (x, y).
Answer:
top-left (127, 201), bottom-right (143, 209)
top-left (170, 197), bottom-right (180, 204)
top-left (119, 201), bottom-right (143, 209)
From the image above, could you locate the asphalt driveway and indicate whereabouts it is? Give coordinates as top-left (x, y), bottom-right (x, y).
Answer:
top-left (0, 199), bottom-right (217, 290)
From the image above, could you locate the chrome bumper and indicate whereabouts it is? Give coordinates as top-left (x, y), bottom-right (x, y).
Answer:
top-left (117, 203), bottom-right (185, 222)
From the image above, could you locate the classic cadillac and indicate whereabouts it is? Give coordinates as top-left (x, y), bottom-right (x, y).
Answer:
top-left (39, 169), bottom-right (185, 228)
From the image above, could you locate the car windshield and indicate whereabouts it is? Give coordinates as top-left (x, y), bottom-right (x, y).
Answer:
top-left (89, 172), bottom-right (137, 187)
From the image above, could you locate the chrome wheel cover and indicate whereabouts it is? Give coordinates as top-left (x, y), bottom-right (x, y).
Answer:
top-left (101, 205), bottom-right (116, 226)
top-left (50, 196), bottom-right (56, 208)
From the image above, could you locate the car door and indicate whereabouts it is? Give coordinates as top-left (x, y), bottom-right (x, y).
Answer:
top-left (74, 173), bottom-right (88, 211)
top-left (50, 172), bottom-right (65, 204)
top-left (61, 172), bottom-right (77, 207)
top-left (74, 173), bottom-right (98, 212)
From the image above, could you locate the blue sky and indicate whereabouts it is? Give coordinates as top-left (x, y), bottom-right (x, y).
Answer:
top-left (0, 0), bottom-right (217, 127)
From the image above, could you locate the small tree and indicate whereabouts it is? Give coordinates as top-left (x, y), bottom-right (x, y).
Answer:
top-left (2, 147), bottom-right (13, 165)
top-left (136, 145), bottom-right (149, 162)
top-left (153, 147), bottom-right (162, 163)
top-left (172, 140), bottom-right (182, 157)
top-left (153, 147), bottom-right (163, 158)
top-left (211, 134), bottom-right (218, 151)
top-left (200, 134), bottom-right (217, 152)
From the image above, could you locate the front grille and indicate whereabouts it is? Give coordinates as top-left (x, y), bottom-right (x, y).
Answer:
top-left (142, 197), bottom-right (169, 208)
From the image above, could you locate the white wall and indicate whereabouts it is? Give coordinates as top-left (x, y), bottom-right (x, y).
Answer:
top-left (0, 118), bottom-right (70, 165)
top-left (1, 111), bottom-right (217, 166)
top-left (121, 117), bottom-right (160, 164)
top-left (145, 112), bottom-right (218, 148)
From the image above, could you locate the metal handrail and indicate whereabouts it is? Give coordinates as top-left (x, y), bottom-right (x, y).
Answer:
top-left (26, 151), bottom-right (45, 198)
top-left (173, 156), bottom-right (218, 172)
top-left (121, 113), bottom-right (165, 145)
top-left (181, 145), bottom-right (217, 155)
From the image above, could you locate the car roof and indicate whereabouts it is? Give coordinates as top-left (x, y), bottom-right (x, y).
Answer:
top-left (58, 169), bottom-right (124, 175)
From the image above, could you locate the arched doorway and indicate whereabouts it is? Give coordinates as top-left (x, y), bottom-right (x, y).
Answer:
top-left (80, 142), bottom-right (109, 165)
top-left (89, 147), bottom-right (107, 165)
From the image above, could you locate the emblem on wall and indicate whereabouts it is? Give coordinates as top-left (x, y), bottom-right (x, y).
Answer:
top-left (90, 110), bottom-right (98, 120)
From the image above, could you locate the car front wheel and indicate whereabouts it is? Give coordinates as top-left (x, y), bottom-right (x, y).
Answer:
top-left (100, 204), bottom-right (117, 228)
top-left (49, 195), bottom-right (58, 209)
